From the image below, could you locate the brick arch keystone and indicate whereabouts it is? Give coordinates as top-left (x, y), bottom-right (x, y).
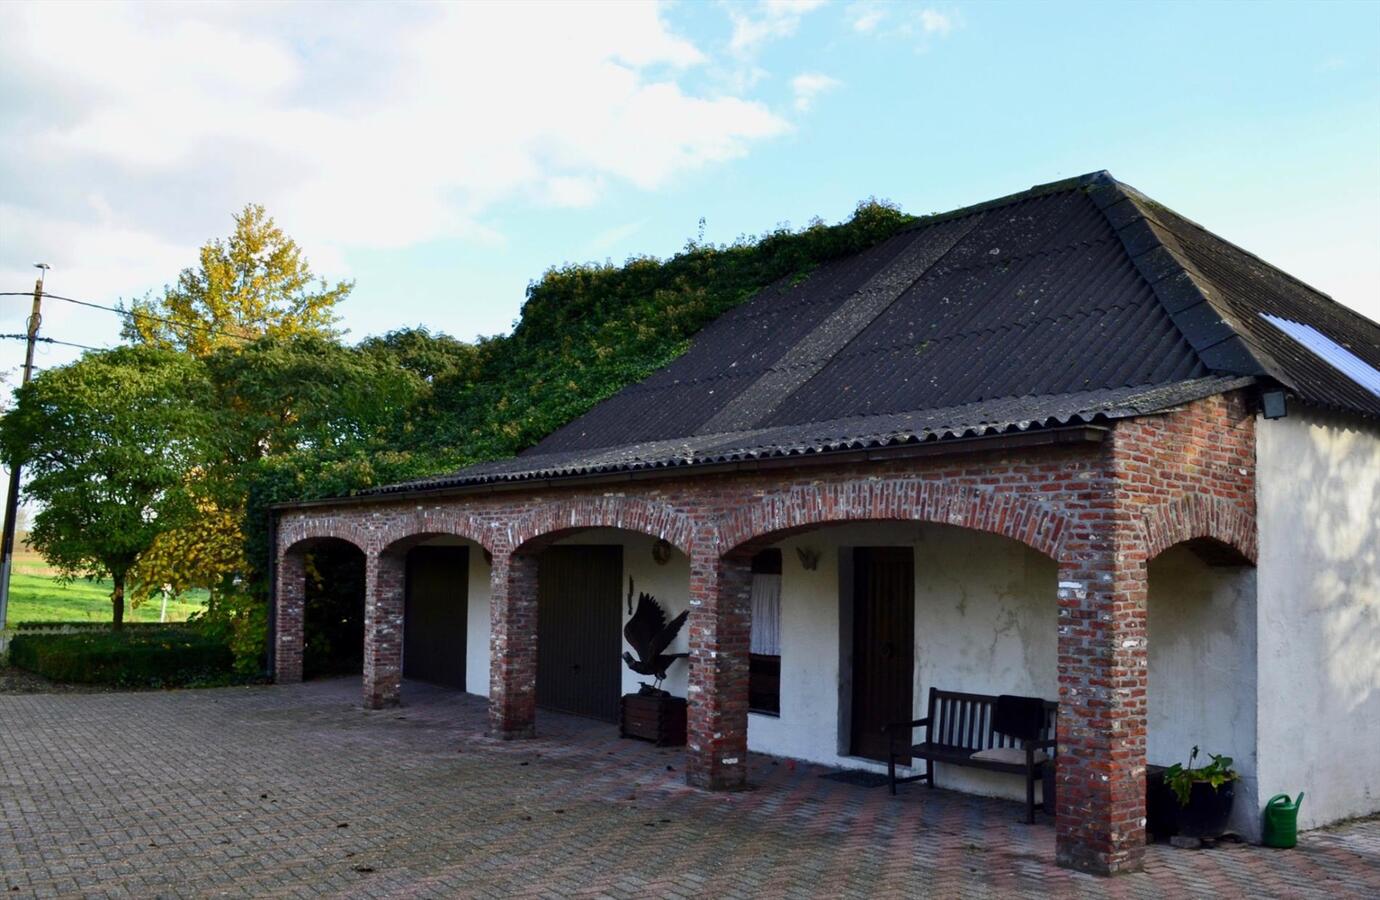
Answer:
top-left (373, 507), bottom-right (500, 555)
top-left (507, 496), bottom-right (696, 556)
top-left (714, 480), bottom-right (1069, 560)
top-left (278, 516), bottom-right (369, 555)
top-left (1141, 493), bottom-right (1257, 565)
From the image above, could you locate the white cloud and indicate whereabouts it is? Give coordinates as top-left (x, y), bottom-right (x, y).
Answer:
top-left (791, 73), bottom-right (841, 112)
top-left (0, 0), bottom-right (788, 338)
top-left (919, 9), bottom-right (954, 36)
top-left (847, 4), bottom-right (959, 45)
top-left (729, 0), bottom-right (829, 56)
top-left (586, 220), bottom-right (647, 256)
top-left (847, 1), bottom-right (887, 33)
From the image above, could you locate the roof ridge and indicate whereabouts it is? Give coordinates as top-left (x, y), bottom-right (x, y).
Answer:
top-left (1116, 182), bottom-right (1380, 333)
top-left (1084, 173), bottom-right (1293, 387)
top-left (894, 171), bottom-right (1109, 237)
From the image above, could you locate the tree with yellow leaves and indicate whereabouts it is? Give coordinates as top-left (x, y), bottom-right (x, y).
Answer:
top-left (122, 204), bottom-right (350, 355)
top-left (130, 502), bottom-right (247, 613)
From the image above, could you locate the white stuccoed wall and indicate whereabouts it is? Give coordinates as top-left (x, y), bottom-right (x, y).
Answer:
top-left (465, 542), bottom-right (492, 697)
top-left (1256, 407), bottom-right (1380, 831)
top-left (413, 534), bottom-right (493, 696)
top-left (1147, 545), bottom-right (1258, 838)
top-left (748, 522), bottom-right (1058, 803)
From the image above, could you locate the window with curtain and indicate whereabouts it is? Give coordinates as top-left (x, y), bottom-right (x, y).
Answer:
top-left (749, 549), bottom-right (782, 715)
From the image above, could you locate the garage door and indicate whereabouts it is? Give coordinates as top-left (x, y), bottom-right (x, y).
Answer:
top-left (536, 545), bottom-right (623, 722)
top-left (403, 546), bottom-right (468, 690)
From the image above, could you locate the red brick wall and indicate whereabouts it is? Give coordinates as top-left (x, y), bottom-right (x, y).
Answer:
top-left (274, 393), bottom-right (1256, 876)
top-left (1054, 392), bottom-right (1256, 873)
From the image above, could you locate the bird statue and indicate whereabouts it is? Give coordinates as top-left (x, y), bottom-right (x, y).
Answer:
top-left (621, 590), bottom-right (688, 695)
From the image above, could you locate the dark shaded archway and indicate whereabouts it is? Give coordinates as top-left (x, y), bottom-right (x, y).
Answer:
top-left (300, 538), bottom-right (367, 680)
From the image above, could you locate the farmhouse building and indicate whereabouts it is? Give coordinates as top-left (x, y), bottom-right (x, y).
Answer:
top-left (270, 171), bottom-right (1380, 875)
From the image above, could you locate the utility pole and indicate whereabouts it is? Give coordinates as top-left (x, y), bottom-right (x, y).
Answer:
top-left (0, 264), bottom-right (48, 630)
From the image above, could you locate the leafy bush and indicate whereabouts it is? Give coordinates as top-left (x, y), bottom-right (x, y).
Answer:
top-left (7, 625), bottom-right (248, 688)
top-left (1165, 745), bottom-right (1238, 806)
top-left (11, 621), bottom-right (174, 632)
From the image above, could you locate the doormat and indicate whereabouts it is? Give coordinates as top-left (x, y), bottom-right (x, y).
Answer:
top-left (819, 769), bottom-right (891, 788)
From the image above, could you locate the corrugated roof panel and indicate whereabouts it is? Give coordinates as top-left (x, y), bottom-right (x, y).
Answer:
top-left (346, 170), bottom-right (1378, 502)
top-left (1107, 186), bottom-right (1380, 418)
top-left (363, 377), bottom-right (1254, 495)
top-left (1261, 314), bottom-right (1380, 397)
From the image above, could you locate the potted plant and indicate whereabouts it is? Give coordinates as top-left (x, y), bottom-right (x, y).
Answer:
top-left (618, 583), bottom-right (689, 746)
top-left (1164, 745), bottom-right (1238, 838)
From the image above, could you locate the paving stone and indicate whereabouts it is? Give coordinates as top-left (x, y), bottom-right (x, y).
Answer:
top-left (0, 678), bottom-right (1376, 898)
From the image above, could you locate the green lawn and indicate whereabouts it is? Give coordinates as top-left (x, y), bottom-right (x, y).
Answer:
top-left (6, 547), bottom-right (206, 625)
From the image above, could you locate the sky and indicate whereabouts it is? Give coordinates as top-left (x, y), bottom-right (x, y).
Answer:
top-left (1, 0), bottom-right (1378, 387)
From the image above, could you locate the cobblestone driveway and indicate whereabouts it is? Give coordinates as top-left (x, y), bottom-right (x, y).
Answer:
top-left (2, 679), bottom-right (1377, 898)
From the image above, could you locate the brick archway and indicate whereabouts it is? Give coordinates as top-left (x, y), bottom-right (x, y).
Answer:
top-left (274, 524), bottom-right (369, 689)
top-left (1141, 493), bottom-right (1257, 565)
top-left (278, 519), bottom-right (368, 556)
top-left (714, 479), bottom-right (1071, 560)
top-left (506, 495), bottom-right (696, 555)
top-left (374, 508), bottom-right (499, 556)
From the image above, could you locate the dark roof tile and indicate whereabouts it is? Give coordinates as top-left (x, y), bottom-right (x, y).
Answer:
top-left (360, 171), bottom-right (1379, 498)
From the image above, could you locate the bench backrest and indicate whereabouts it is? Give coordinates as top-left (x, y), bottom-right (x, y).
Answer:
top-left (926, 687), bottom-right (1057, 752)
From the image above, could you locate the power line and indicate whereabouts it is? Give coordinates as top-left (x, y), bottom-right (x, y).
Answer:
top-left (0, 333), bottom-right (108, 352)
top-left (0, 290), bottom-right (256, 343)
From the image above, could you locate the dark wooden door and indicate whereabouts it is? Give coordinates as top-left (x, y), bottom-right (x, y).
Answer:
top-left (403, 546), bottom-right (468, 690)
top-left (537, 546), bottom-right (623, 722)
top-left (850, 547), bottom-right (915, 762)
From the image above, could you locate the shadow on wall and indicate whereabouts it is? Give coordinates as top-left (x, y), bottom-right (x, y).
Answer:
top-left (1258, 409), bottom-right (1380, 828)
top-left (1302, 421), bottom-right (1380, 714)
top-left (1147, 544), bottom-right (1258, 839)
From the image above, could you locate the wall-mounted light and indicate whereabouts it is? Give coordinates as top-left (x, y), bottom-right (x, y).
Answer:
top-left (795, 546), bottom-right (820, 571)
top-left (652, 538), bottom-right (673, 565)
top-left (1261, 389), bottom-right (1288, 420)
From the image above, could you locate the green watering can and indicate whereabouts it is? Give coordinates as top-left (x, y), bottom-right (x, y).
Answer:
top-left (1263, 793), bottom-right (1304, 849)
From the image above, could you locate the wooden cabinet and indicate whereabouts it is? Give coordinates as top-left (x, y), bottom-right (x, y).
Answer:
top-left (619, 693), bottom-right (687, 747)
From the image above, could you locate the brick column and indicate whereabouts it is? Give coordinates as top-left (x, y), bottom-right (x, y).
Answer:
top-left (1055, 543), bottom-right (1149, 874)
top-left (274, 550), bottom-right (306, 684)
top-left (686, 550), bottom-right (753, 791)
top-left (363, 549), bottom-right (405, 709)
top-left (489, 551), bottom-right (538, 739)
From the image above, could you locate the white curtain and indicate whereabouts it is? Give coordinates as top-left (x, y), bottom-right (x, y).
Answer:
top-left (750, 573), bottom-right (782, 656)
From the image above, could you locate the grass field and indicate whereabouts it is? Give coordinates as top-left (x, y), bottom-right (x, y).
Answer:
top-left (6, 544), bottom-right (206, 625)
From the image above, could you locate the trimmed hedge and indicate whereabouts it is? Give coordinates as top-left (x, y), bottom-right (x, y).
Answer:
top-left (11, 621), bottom-right (174, 632)
top-left (7, 625), bottom-right (245, 688)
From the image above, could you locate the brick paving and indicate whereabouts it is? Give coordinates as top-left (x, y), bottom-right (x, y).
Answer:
top-left (1, 679), bottom-right (1376, 899)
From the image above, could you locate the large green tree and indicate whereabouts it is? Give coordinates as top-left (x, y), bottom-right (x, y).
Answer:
top-left (123, 204), bottom-right (351, 355)
top-left (0, 347), bottom-right (215, 627)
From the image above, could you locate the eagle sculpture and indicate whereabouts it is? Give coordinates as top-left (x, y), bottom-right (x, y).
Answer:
top-left (622, 591), bottom-right (688, 694)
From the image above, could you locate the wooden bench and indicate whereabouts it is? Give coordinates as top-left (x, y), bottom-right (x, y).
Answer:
top-left (885, 688), bottom-right (1057, 824)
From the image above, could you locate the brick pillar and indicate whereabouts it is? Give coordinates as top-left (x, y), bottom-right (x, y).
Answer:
top-left (274, 550), bottom-right (305, 684)
top-left (489, 551), bottom-right (538, 739)
top-left (686, 550), bottom-right (753, 791)
top-left (1055, 545), bottom-right (1149, 874)
top-left (363, 549), bottom-right (405, 709)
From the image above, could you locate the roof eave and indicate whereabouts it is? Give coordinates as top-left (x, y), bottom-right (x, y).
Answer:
top-left (271, 423), bottom-right (1111, 512)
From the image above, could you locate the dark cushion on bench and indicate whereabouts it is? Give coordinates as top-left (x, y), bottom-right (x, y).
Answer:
top-left (992, 694), bottom-right (1047, 743)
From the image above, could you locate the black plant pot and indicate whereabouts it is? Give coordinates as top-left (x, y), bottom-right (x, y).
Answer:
top-left (1176, 780), bottom-right (1236, 838)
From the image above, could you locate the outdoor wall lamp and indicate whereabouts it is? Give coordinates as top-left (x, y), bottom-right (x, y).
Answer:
top-left (1261, 389), bottom-right (1289, 420)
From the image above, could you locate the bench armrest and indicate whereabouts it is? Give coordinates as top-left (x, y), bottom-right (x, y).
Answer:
top-left (882, 717), bottom-right (930, 735)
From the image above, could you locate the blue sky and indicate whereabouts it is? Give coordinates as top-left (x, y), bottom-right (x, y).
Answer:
top-left (1, 0), bottom-right (1377, 381)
